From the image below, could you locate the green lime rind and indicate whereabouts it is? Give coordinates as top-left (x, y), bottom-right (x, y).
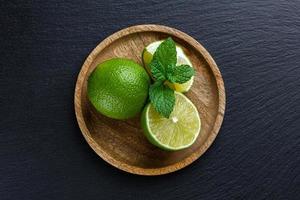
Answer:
top-left (87, 58), bottom-right (150, 120)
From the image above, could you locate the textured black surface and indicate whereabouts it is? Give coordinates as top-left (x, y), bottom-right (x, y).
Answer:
top-left (1, 0), bottom-right (300, 199)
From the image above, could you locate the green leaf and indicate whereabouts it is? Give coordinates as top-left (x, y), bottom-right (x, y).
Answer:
top-left (149, 59), bottom-right (166, 81)
top-left (150, 37), bottom-right (177, 76)
top-left (149, 81), bottom-right (175, 118)
top-left (152, 37), bottom-right (177, 69)
top-left (167, 65), bottom-right (195, 84)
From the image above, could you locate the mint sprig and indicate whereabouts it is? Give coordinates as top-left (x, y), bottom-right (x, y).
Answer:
top-left (148, 37), bottom-right (195, 118)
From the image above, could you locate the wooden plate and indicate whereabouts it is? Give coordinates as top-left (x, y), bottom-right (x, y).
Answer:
top-left (74, 25), bottom-right (225, 175)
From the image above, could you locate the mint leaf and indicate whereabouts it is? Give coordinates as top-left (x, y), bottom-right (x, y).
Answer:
top-left (152, 37), bottom-right (177, 69)
top-left (149, 59), bottom-right (166, 81)
top-left (167, 65), bottom-right (195, 84)
top-left (147, 37), bottom-right (194, 118)
top-left (149, 81), bottom-right (175, 118)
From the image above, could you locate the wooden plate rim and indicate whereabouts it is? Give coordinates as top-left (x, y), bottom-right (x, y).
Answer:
top-left (74, 24), bottom-right (226, 175)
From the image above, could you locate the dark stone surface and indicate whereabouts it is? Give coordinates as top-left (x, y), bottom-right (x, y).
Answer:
top-left (1, 0), bottom-right (299, 199)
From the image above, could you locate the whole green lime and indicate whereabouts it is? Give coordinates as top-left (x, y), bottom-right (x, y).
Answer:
top-left (87, 58), bottom-right (150, 119)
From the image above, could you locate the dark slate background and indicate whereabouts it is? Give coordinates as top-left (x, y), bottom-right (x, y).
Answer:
top-left (1, 0), bottom-right (300, 199)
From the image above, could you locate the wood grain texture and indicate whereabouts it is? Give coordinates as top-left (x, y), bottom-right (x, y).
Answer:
top-left (74, 25), bottom-right (225, 175)
top-left (1, 0), bottom-right (300, 199)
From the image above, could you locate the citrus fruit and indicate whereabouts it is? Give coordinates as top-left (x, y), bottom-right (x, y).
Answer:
top-left (87, 58), bottom-right (150, 119)
top-left (141, 92), bottom-right (201, 151)
top-left (142, 40), bottom-right (194, 92)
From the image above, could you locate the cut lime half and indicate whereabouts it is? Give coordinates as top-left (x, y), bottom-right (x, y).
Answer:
top-left (141, 92), bottom-right (201, 151)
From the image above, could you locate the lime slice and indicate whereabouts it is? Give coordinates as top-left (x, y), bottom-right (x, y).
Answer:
top-left (141, 92), bottom-right (201, 151)
top-left (142, 41), bottom-right (194, 92)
